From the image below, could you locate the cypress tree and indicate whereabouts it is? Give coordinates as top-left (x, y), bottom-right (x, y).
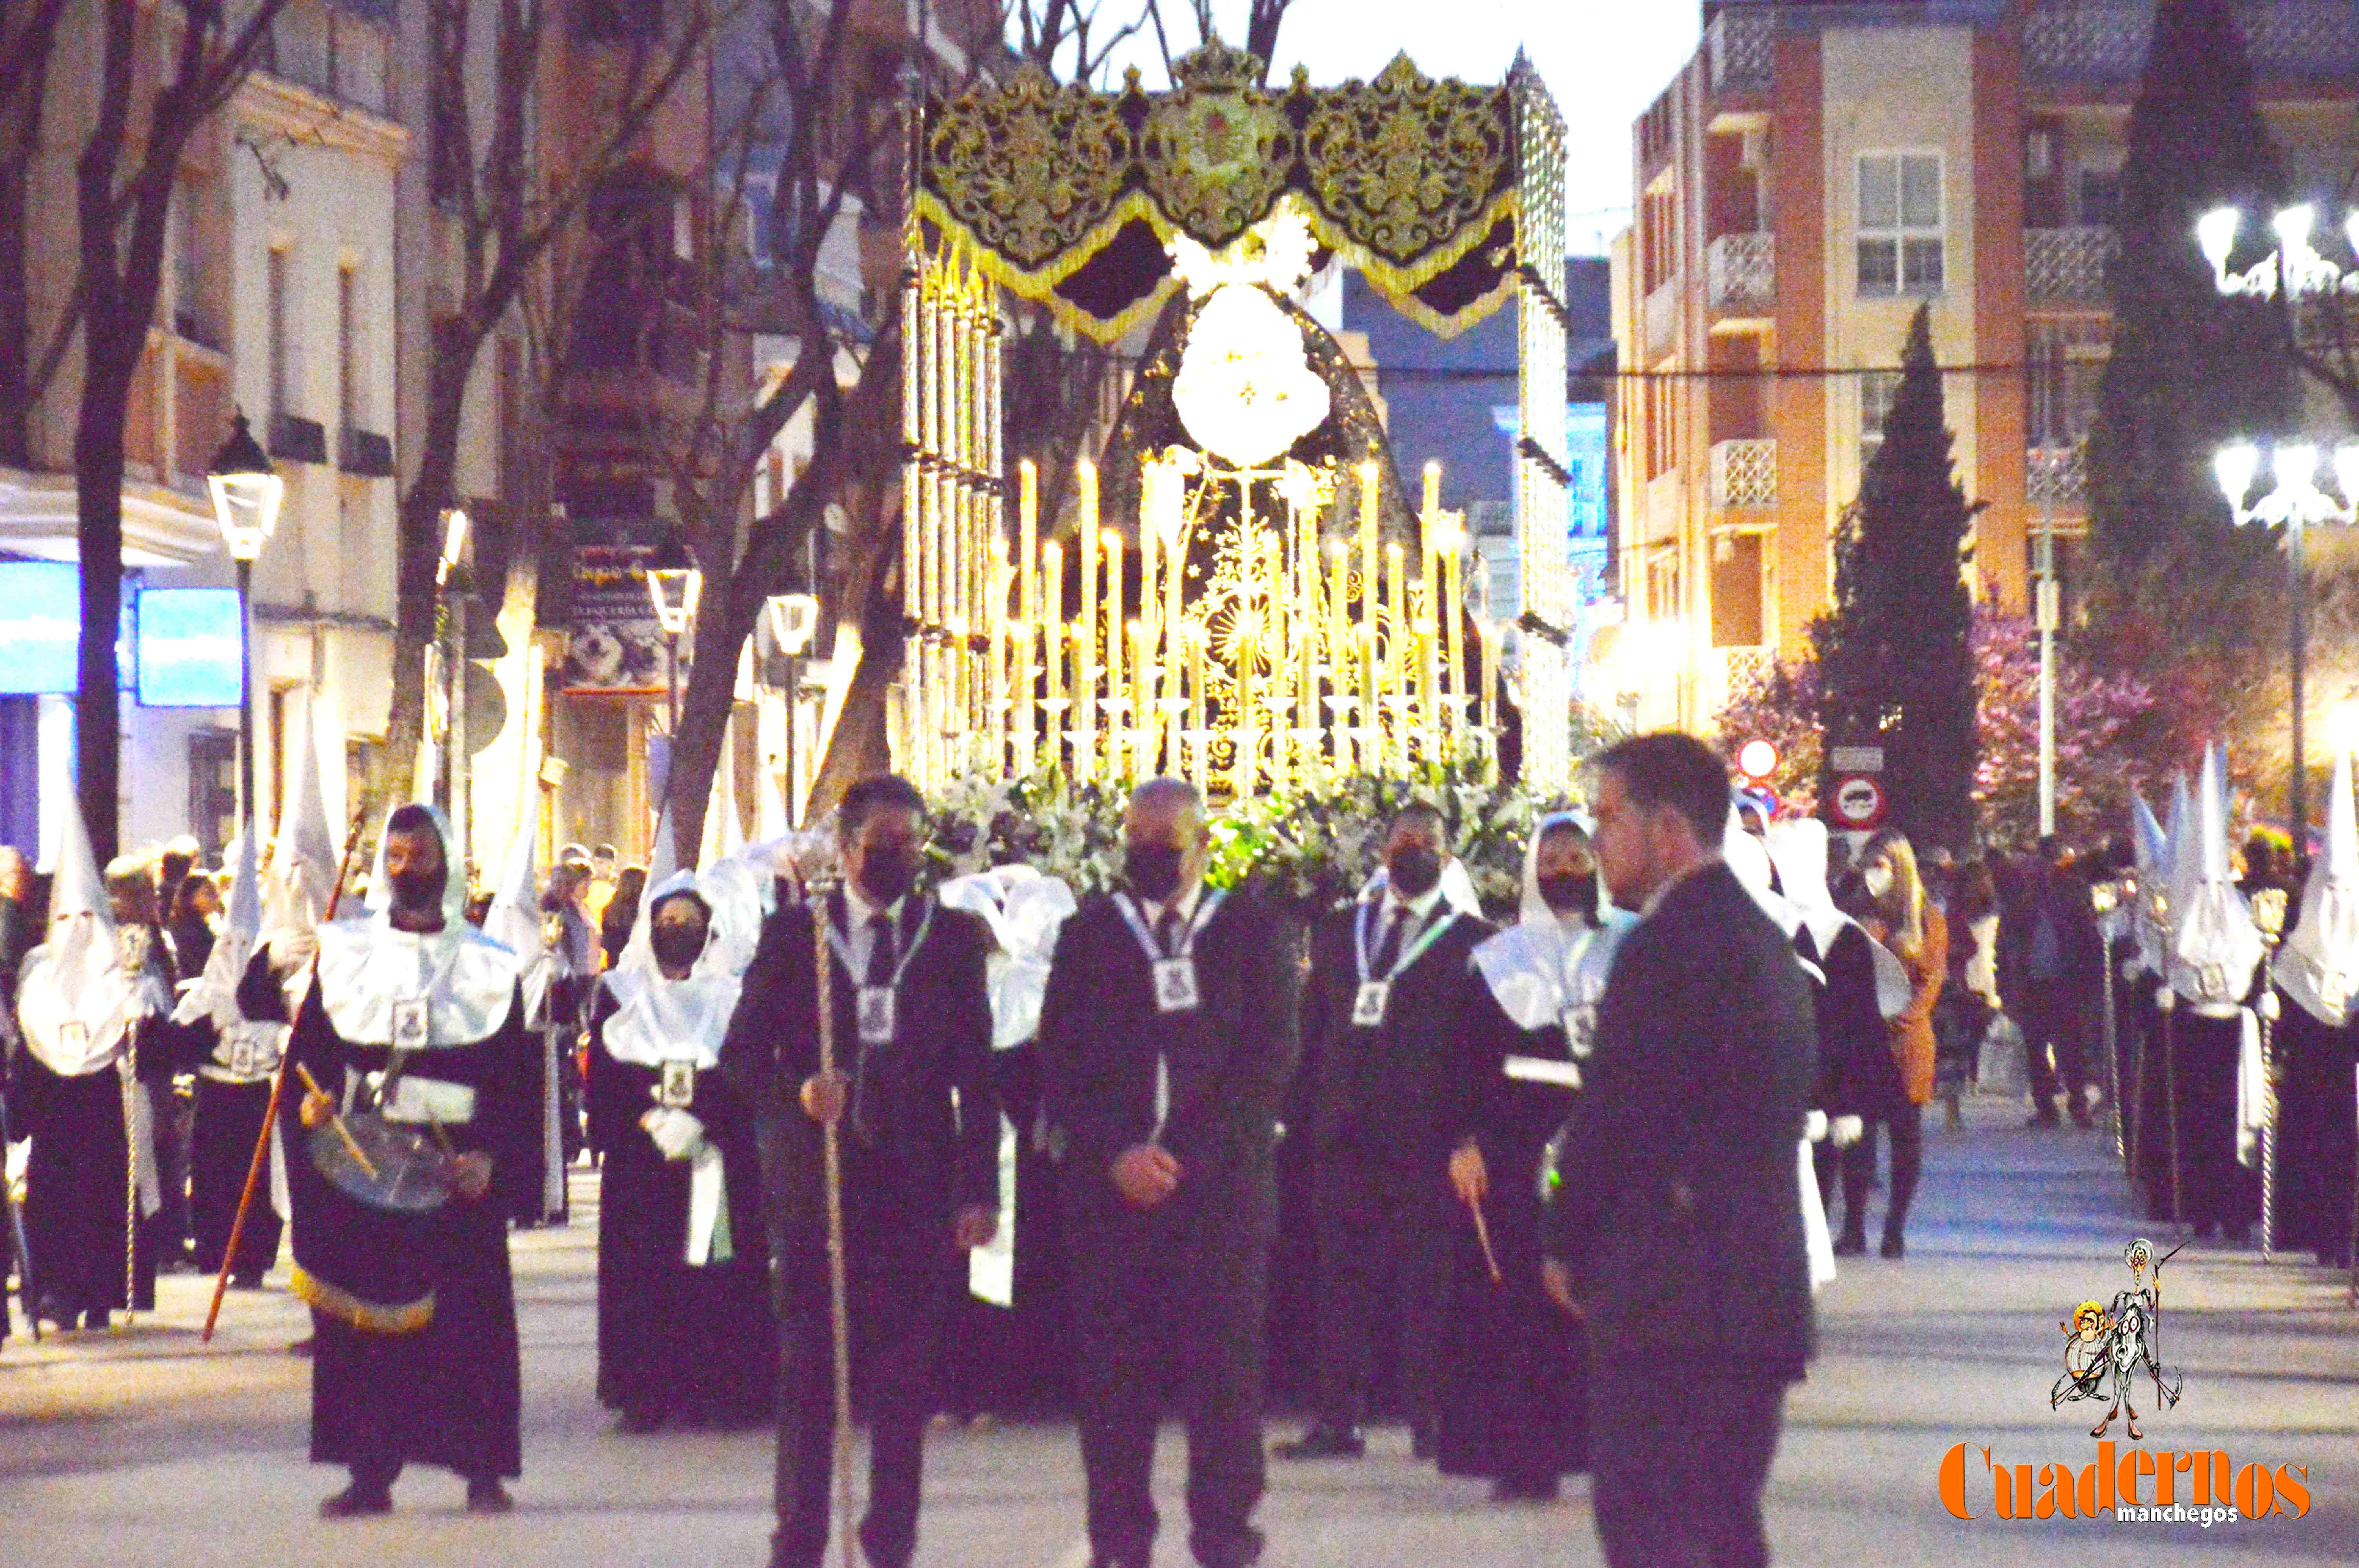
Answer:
top-left (1813, 305), bottom-right (1981, 853)
top-left (2089, 0), bottom-right (2295, 567)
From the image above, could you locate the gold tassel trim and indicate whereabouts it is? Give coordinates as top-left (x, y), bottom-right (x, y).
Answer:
top-left (289, 1262), bottom-right (436, 1336)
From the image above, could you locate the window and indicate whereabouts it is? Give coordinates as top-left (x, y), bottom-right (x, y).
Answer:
top-left (1859, 370), bottom-right (1903, 466)
top-left (1710, 534), bottom-right (1765, 647)
top-left (173, 183), bottom-right (205, 344)
top-left (2079, 168), bottom-right (2122, 228)
top-left (2028, 318), bottom-right (2110, 448)
top-left (1857, 152), bottom-right (1943, 296)
top-left (267, 246), bottom-right (290, 424)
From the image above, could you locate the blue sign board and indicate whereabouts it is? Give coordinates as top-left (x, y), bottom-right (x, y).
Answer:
top-left (136, 587), bottom-right (243, 708)
top-left (0, 561), bottom-right (80, 695)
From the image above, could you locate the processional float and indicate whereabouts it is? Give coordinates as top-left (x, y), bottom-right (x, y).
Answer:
top-left (892, 42), bottom-right (1579, 798)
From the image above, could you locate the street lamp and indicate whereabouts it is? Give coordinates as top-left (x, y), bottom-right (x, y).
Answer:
top-left (2200, 203), bottom-right (2359, 302)
top-left (205, 412), bottom-right (283, 832)
top-left (2215, 438), bottom-right (2359, 852)
top-left (765, 592), bottom-right (818, 828)
top-left (645, 533), bottom-right (702, 732)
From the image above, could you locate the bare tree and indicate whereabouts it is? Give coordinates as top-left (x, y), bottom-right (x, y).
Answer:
top-left (0, 0), bottom-right (71, 463)
top-left (72, 1), bottom-right (292, 866)
top-left (378, 0), bottom-right (728, 813)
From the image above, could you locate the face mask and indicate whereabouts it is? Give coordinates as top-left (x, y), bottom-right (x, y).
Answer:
top-left (1126, 844), bottom-right (1186, 903)
top-left (1863, 864), bottom-right (1894, 899)
top-left (858, 851), bottom-right (919, 907)
top-left (650, 923), bottom-right (706, 973)
top-left (1388, 847), bottom-right (1442, 899)
top-left (1537, 874), bottom-right (1597, 922)
top-left (388, 866), bottom-right (445, 913)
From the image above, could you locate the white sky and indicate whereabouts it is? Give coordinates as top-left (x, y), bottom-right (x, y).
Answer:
top-left (1090, 2), bottom-right (1705, 254)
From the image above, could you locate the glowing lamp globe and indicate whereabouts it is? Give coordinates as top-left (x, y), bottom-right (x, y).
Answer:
top-left (1738, 739), bottom-right (1779, 780)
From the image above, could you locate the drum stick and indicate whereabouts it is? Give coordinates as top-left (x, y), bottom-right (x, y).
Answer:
top-left (1469, 1200), bottom-right (1504, 1288)
top-left (295, 1063), bottom-right (378, 1180)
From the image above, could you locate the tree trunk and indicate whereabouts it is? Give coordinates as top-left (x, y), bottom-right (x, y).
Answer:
top-left (383, 327), bottom-right (475, 811)
top-left (72, 354), bottom-right (132, 867)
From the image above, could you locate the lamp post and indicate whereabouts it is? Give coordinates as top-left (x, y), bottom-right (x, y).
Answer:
top-left (645, 534), bottom-right (702, 735)
top-left (2199, 202), bottom-right (2359, 303)
top-left (2215, 440), bottom-right (2359, 849)
top-left (205, 413), bottom-right (283, 834)
top-left (765, 593), bottom-right (819, 828)
top-left (2034, 470), bottom-right (2058, 839)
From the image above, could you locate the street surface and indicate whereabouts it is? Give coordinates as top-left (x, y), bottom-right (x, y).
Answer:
top-left (4, 1098), bottom-right (2357, 1566)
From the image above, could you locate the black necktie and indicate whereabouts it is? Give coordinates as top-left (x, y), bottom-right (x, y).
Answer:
top-left (1370, 906), bottom-right (1407, 976)
top-left (865, 912), bottom-right (896, 987)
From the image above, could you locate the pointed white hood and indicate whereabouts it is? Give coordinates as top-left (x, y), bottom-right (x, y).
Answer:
top-left (2127, 789), bottom-right (2172, 977)
top-left (17, 799), bottom-right (159, 1074)
top-left (2275, 748), bottom-right (2359, 1024)
top-left (2168, 746), bottom-right (2263, 1013)
top-left (1764, 818), bottom-right (1851, 957)
top-left (480, 823), bottom-right (552, 1023)
top-left (171, 825), bottom-right (289, 1081)
top-left (1722, 807), bottom-right (1801, 940)
top-left (267, 719), bottom-right (341, 942)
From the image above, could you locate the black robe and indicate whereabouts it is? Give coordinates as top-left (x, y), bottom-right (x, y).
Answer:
top-left (1435, 989), bottom-right (1588, 1483)
top-left (10, 1039), bottom-right (158, 1316)
top-left (145, 965), bottom-right (284, 1281)
top-left (2274, 997), bottom-right (2357, 1265)
top-left (2164, 1007), bottom-right (2260, 1234)
top-left (273, 975), bottom-right (537, 1480)
top-left (585, 989), bottom-right (772, 1425)
top-left (1797, 922), bottom-right (1887, 1210)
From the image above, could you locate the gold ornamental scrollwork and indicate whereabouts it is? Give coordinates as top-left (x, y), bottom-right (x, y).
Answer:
top-left (1138, 43), bottom-right (1298, 248)
top-left (1301, 54), bottom-right (1511, 270)
top-left (922, 64), bottom-right (1134, 274)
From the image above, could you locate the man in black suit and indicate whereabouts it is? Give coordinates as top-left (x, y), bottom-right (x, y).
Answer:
top-left (1038, 777), bottom-right (1300, 1568)
top-left (722, 774), bottom-right (1001, 1568)
top-left (1542, 733), bottom-right (1816, 1568)
top-left (1276, 801), bottom-right (1493, 1463)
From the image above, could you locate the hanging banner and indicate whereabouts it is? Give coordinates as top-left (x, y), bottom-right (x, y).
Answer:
top-left (562, 543), bottom-right (684, 696)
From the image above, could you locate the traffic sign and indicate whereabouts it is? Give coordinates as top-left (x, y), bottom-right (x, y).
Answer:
top-left (1830, 773), bottom-right (1888, 830)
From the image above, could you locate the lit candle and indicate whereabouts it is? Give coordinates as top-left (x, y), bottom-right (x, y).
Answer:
top-left (1357, 458), bottom-right (1379, 657)
top-left (1386, 539), bottom-right (1407, 697)
top-left (1104, 532), bottom-right (1124, 740)
top-left (1019, 458), bottom-right (1038, 626)
top-left (1128, 618), bottom-right (1148, 777)
top-left (1078, 460), bottom-right (1099, 771)
top-left (1043, 541), bottom-right (1064, 706)
top-left (1441, 530), bottom-right (1463, 753)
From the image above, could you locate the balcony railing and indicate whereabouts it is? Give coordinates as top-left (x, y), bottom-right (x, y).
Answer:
top-left (2026, 226), bottom-right (2119, 305)
top-left (2024, 2), bottom-right (2359, 83)
top-left (1709, 8), bottom-right (1774, 94)
top-left (2028, 444), bottom-right (2089, 512)
top-left (1707, 232), bottom-right (1775, 315)
top-left (1644, 276), bottom-right (1681, 359)
top-left (1710, 438), bottom-right (1778, 510)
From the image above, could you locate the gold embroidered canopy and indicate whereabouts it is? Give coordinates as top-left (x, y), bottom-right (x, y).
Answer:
top-left (915, 43), bottom-right (1565, 341)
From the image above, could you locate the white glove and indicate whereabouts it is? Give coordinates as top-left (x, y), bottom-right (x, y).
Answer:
top-left (1804, 1109), bottom-right (1829, 1143)
top-left (1829, 1115), bottom-right (1865, 1149)
top-left (271, 929), bottom-right (319, 975)
top-left (641, 1107), bottom-right (707, 1162)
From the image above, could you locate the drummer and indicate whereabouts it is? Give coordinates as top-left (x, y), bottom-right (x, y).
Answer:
top-left (269, 804), bottom-right (538, 1517)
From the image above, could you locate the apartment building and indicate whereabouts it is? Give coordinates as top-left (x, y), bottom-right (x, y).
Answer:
top-left (1606, 0), bottom-right (2359, 733)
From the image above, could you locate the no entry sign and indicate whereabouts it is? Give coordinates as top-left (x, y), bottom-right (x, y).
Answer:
top-left (1830, 773), bottom-right (1888, 830)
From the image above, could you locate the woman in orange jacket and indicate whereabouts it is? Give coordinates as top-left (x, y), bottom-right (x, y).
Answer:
top-left (1839, 828), bottom-right (1946, 1259)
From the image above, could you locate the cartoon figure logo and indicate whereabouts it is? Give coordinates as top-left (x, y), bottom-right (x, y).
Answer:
top-left (2050, 1238), bottom-right (2185, 1441)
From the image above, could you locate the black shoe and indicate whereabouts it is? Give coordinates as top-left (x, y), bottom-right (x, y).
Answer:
top-left (2069, 1101), bottom-right (2096, 1129)
top-left (1492, 1474), bottom-right (1560, 1503)
top-left (2027, 1107), bottom-right (2061, 1128)
top-left (1833, 1229), bottom-right (1868, 1257)
top-left (319, 1483), bottom-right (393, 1519)
top-left (1879, 1232), bottom-right (1905, 1259)
top-left (82, 1309), bottom-right (109, 1331)
top-left (616, 1407), bottom-right (665, 1434)
top-left (1411, 1420), bottom-right (1436, 1461)
top-left (33, 1295), bottom-right (71, 1331)
top-left (465, 1477), bottom-right (513, 1514)
top-left (231, 1271), bottom-right (265, 1291)
top-left (2193, 1220), bottom-right (2217, 1240)
top-left (1274, 1424), bottom-right (1365, 1460)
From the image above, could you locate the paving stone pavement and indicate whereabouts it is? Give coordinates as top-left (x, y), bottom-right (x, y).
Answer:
top-left (4, 1096), bottom-right (2357, 1566)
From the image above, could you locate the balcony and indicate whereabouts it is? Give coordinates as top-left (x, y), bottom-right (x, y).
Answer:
top-left (339, 426), bottom-right (395, 479)
top-left (2028, 445), bottom-right (2089, 514)
top-left (269, 412), bottom-right (329, 466)
top-left (2025, 226), bottom-right (2118, 307)
top-left (1710, 438), bottom-right (1777, 510)
top-left (1707, 232), bottom-right (1775, 319)
top-left (1708, 8), bottom-right (1774, 95)
top-left (2024, 2), bottom-right (2359, 85)
top-left (1644, 276), bottom-right (1682, 359)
